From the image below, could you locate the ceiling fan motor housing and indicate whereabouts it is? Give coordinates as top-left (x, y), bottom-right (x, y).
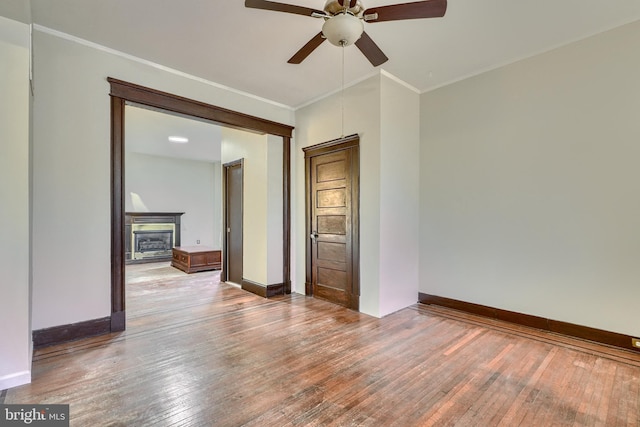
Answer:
top-left (244, 0), bottom-right (447, 66)
top-left (322, 13), bottom-right (364, 46)
top-left (324, 0), bottom-right (364, 15)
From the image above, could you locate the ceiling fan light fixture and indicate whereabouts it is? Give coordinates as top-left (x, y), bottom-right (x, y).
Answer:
top-left (322, 13), bottom-right (364, 46)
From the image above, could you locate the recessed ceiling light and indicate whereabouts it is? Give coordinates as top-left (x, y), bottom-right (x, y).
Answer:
top-left (168, 136), bottom-right (189, 143)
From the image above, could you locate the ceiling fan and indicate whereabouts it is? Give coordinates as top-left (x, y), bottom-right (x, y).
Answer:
top-left (245, 0), bottom-right (447, 66)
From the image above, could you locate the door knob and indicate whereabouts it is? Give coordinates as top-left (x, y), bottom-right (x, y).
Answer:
top-left (310, 231), bottom-right (319, 240)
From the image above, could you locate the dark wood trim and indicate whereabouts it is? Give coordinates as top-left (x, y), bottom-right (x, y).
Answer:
top-left (267, 283), bottom-right (286, 297)
top-left (110, 95), bottom-right (126, 332)
top-left (547, 319), bottom-right (636, 352)
top-left (107, 78), bottom-right (293, 138)
top-left (109, 78), bottom-right (293, 329)
top-left (110, 311), bottom-right (125, 332)
top-left (33, 317), bottom-right (112, 348)
top-left (303, 134), bottom-right (360, 310)
top-left (350, 143), bottom-right (360, 308)
top-left (497, 307), bottom-right (549, 330)
top-left (283, 136), bottom-right (291, 294)
top-left (241, 279), bottom-right (286, 298)
top-left (420, 294), bottom-right (497, 319)
top-left (222, 159), bottom-right (244, 284)
top-left (419, 293), bottom-right (640, 353)
top-left (242, 280), bottom-right (266, 297)
top-left (305, 281), bottom-right (313, 296)
top-left (302, 133), bottom-right (360, 156)
top-left (304, 154), bottom-right (312, 296)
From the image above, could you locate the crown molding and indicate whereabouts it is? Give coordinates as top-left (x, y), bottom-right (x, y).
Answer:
top-left (32, 24), bottom-right (294, 111)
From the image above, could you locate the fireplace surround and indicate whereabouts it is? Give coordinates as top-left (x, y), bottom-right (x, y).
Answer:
top-left (125, 212), bottom-right (184, 264)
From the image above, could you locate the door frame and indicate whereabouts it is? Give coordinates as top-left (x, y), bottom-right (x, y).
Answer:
top-left (303, 134), bottom-right (360, 310)
top-left (109, 78), bottom-right (293, 331)
top-left (222, 159), bottom-right (244, 283)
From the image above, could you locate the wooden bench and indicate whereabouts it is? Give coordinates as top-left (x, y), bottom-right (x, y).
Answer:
top-left (171, 246), bottom-right (221, 274)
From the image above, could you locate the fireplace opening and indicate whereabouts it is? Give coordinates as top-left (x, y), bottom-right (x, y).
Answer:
top-left (125, 213), bottom-right (183, 264)
top-left (131, 223), bottom-right (175, 261)
top-left (134, 230), bottom-right (173, 253)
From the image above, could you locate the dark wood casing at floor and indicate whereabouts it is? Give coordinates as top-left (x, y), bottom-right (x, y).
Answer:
top-left (32, 317), bottom-right (112, 348)
top-left (32, 281), bottom-right (282, 348)
top-left (241, 279), bottom-right (285, 298)
top-left (419, 293), bottom-right (640, 353)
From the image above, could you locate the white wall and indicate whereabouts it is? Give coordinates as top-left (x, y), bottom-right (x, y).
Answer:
top-left (294, 75), bottom-right (382, 316)
top-left (420, 20), bottom-right (640, 336)
top-left (124, 152), bottom-right (220, 248)
top-left (294, 73), bottom-right (420, 317)
top-left (212, 161), bottom-right (223, 248)
top-left (30, 29), bottom-right (293, 330)
top-left (221, 128), bottom-right (283, 286)
top-left (266, 134), bottom-right (284, 285)
top-left (222, 128), bottom-right (266, 285)
top-left (0, 16), bottom-right (31, 389)
top-left (0, 0), bottom-right (31, 24)
top-left (378, 76), bottom-right (421, 316)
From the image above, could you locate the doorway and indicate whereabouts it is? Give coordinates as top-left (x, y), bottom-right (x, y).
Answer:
top-left (304, 135), bottom-right (360, 310)
top-left (223, 159), bottom-right (243, 284)
top-left (109, 78), bottom-right (293, 331)
top-left (123, 104), bottom-right (222, 320)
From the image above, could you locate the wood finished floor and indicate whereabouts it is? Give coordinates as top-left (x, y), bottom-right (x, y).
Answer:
top-left (5, 262), bottom-right (640, 426)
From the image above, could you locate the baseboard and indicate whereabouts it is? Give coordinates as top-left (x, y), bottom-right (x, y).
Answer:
top-left (266, 282), bottom-right (285, 297)
top-left (0, 370), bottom-right (31, 391)
top-left (32, 316), bottom-right (112, 348)
top-left (111, 311), bottom-right (126, 332)
top-left (418, 293), bottom-right (639, 353)
top-left (241, 280), bottom-right (285, 298)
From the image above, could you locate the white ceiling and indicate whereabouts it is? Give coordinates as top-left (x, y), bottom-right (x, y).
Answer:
top-left (2, 0), bottom-right (639, 108)
top-left (125, 105), bottom-right (222, 163)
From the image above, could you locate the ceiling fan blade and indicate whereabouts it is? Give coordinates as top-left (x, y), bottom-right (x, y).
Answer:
top-left (364, 0), bottom-right (447, 23)
top-left (355, 32), bottom-right (388, 66)
top-left (245, 0), bottom-right (324, 17)
top-left (288, 32), bottom-right (326, 64)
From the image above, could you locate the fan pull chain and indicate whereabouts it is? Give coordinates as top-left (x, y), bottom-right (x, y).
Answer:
top-left (341, 42), bottom-right (345, 138)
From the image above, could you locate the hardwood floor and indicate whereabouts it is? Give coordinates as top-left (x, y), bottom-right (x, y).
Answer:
top-left (5, 262), bottom-right (640, 426)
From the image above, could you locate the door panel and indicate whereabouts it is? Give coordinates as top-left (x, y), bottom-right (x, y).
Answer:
top-left (307, 145), bottom-right (358, 309)
top-left (317, 188), bottom-right (346, 207)
top-left (317, 268), bottom-right (348, 290)
top-left (317, 242), bottom-right (346, 263)
top-left (225, 160), bottom-right (243, 285)
top-left (317, 215), bottom-right (346, 235)
top-left (316, 160), bottom-right (346, 182)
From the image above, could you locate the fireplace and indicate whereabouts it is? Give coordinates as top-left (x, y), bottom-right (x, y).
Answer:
top-left (125, 212), bottom-right (184, 264)
top-left (132, 224), bottom-right (174, 260)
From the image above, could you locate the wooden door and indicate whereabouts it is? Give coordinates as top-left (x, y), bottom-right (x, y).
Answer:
top-left (304, 136), bottom-right (359, 310)
top-left (224, 160), bottom-right (243, 285)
